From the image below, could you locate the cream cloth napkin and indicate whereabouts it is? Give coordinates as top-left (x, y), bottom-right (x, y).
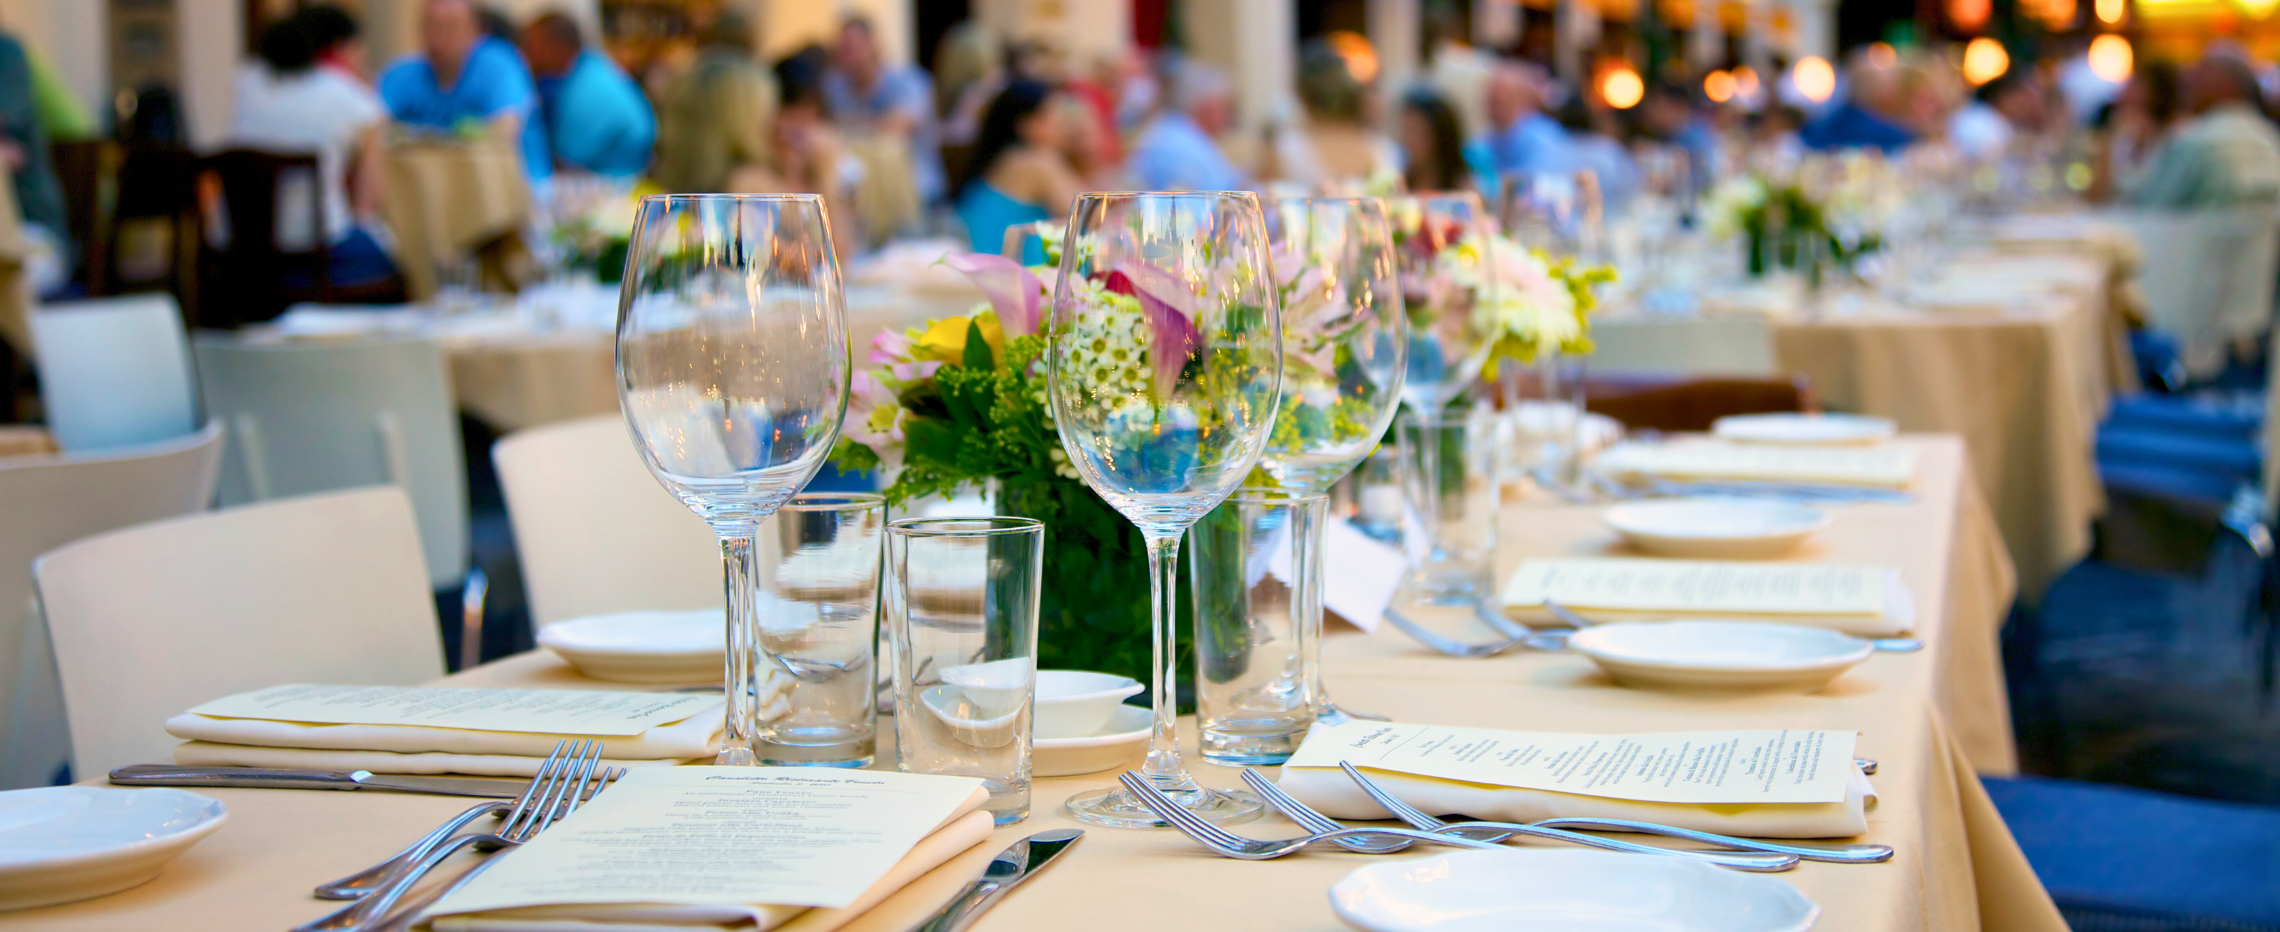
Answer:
top-left (162, 704), bottom-right (724, 760)
top-left (424, 792), bottom-right (995, 932)
top-left (1278, 764), bottom-right (1877, 839)
top-left (171, 742), bottom-right (696, 776)
top-left (1501, 566), bottom-right (1916, 638)
top-left (1594, 442), bottom-right (1918, 489)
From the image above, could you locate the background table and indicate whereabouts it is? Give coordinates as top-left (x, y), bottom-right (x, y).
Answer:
top-left (13, 436), bottom-right (2061, 932)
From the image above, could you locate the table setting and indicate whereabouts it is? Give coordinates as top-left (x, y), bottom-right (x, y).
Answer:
top-left (0, 191), bottom-right (2066, 932)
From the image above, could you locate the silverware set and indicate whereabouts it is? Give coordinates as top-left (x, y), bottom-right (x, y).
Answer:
top-left (1119, 763), bottom-right (1893, 871)
top-left (290, 740), bottom-right (623, 932)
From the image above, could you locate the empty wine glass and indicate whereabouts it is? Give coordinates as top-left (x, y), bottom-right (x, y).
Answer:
top-left (616, 193), bottom-right (850, 766)
top-left (1260, 196), bottom-right (1407, 729)
top-left (1049, 191), bottom-right (1283, 828)
top-left (1389, 192), bottom-right (1496, 606)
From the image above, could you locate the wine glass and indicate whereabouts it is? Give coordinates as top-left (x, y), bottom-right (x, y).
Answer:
top-left (1388, 192), bottom-right (1497, 605)
top-left (1049, 191), bottom-right (1283, 828)
top-left (616, 194), bottom-right (849, 766)
top-left (1262, 196), bottom-right (1407, 728)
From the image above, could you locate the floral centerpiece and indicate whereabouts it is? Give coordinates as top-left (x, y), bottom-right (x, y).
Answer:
top-left (1703, 162), bottom-right (1887, 279)
top-left (546, 185), bottom-right (647, 283)
top-left (1439, 229), bottom-right (1612, 373)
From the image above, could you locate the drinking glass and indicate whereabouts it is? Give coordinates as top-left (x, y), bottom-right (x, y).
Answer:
top-left (1497, 351), bottom-right (1588, 492)
top-left (885, 517), bottom-right (1043, 825)
top-left (1397, 406), bottom-right (1502, 604)
top-left (1189, 489), bottom-right (1324, 763)
top-left (757, 492), bottom-right (885, 767)
top-left (1388, 193), bottom-right (1496, 609)
top-left (1047, 191), bottom-right (1282, 828)
top-left (1260, 196), bottom-right (1407, 729)
top-left (616, 193), bottom-right (849, 766)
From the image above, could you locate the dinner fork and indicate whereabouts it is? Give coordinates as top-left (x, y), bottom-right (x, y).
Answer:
top-left (293, 741), bottom-right (615, 932)
top-left (1251, 767), bottom-right (1889, 863)
top-left (311, 740), bottom-right (580, 900)
top-left (1113, 772), bottom-right (1509, 861)
top-left (1385, 608), bottom-right (1574, 657)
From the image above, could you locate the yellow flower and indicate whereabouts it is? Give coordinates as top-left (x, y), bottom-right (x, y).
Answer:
top-left (908, 309), bottom-right (1007, 365)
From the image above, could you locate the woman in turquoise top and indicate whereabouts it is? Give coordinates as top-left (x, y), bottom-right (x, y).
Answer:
top-left (954, 79), bottom-right (1081, 263)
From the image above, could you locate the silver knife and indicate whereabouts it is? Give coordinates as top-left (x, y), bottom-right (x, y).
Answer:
top-left (910, 828), bottom-right (1082, 932)
top-left (109, 764), bottom-right (530, 798)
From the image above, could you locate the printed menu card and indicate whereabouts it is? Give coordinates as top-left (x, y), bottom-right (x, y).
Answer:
top-left (1502, 558), bottom-right (1895, 618)
top-left (189, 685), bottom-right (720, 737)
top-left (431, 768), bottom-right (988, 916)
top-left (1596, 442), bottom-right (1917, 488)
top-left (1286, 720), bottom-right (1858, 805)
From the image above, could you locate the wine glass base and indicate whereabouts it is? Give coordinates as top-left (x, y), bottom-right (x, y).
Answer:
top-left (1314, 701), bottom-right (1390, 726)
top-left (713, 747), bottom-right (759, 766)
top-left (1064, 785), bottom-right (1266, 829)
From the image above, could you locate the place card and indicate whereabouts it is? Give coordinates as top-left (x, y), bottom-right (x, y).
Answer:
top-left (1265, 516), bottom-right (1404, 632)
top-left (189, 685), bottom-right (719, 737)
top-left (1502, 558), bottom-right (1892, 618)
top-left (430, 768), bottom-right (987, 915)
top-left (1595, 441), bottom-right (1917, 488)
top-left (1286, 720), bottom-right (1858, 805)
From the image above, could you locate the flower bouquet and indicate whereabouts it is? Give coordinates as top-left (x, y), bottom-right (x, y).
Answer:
top-left (1702, 168), bottom-right (1883, 279)
top-left (545, 184), bottom-right (647, 283)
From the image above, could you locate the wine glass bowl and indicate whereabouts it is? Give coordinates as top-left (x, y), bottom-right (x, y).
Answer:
top-left (1389, 192), bottom-right (1497, 418)
top-left (1261, 196), bottom-right (1407, 492)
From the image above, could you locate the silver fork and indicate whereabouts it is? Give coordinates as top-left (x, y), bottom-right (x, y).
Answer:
top-left (1335, 762), bottom-right (1796, 871)
top-left (365, 766), bottom-right (628, 932)
top-left (1385, 608), bottom-right (1574, 657)
top-left (1263, 766), bottom-right (1889, 863)
top-left (293, 741), bottom-right (612, 932)
top-left (1114, 772), bottom-right (1508, 861)
top-left (311, 740), bottom-right (578, 900)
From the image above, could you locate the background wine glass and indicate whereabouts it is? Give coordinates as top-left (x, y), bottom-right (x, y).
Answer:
top-left (1389, 192), bottom-right (1496, 607)
top-left (616, 193), bottom-right (850, 766)
top-left (1260, 196), bottom-right (1407, 728)
top-left (1049, 191), bottom-right (1283, 828)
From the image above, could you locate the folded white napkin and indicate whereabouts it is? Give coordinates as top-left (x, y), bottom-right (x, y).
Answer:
top-left (171, 742), bottom-right (695, 776)
top-left (1278, 764), bottom-right (1877, 839)
top-left (424, 796), bottom-right (995, 932)
top-left (1501, 561), bottom-right (1916, 638)
top-left (163, 704), bottom-right (724, 761)
top-left (1595, 442), bottom-right (1917, 489)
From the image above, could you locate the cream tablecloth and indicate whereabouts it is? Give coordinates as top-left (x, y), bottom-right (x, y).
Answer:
top-left (17, 436), bottom-right (2059, 932)
top-left (381, 136), bottom-right (533, 302)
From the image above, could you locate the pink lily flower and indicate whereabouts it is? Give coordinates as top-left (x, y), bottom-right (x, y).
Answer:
top-left (942, 253), bottom-right (1044, 337)
top-left (1114, 262), bottom-right (1203, 395)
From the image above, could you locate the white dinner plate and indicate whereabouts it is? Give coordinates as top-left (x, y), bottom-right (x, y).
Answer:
top-left (1712, 413), bottom-right (1898, 446)
top-left (1331, 848), bottom-right (1819, 932)
top-left (1603, 498), bottom-right (1831, 559)
top-left (1033, 704), bottom-right (1148, 777)
top-left (1568, 620), bottom-right (1875, 692)
top-left (0, 786), bottom-right (228, 911)
top-left (537, 609), bottom-right (724, 684)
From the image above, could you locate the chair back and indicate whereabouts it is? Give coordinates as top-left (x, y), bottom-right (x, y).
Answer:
top-left (1582, 373), bottom-right (1815, 432)
top-left (493, 415), bottom-right (720, 626)
top-left (193, 334), bottom-right (469, 587)
top-left (35, 487), bottom-right (444, 779)
top-left (2123, 208), bottom-right (2280, 379)
top-left (30, 293), bottom-right (200, 452)
top-left (0, 423), bottom-right (223, 788)
top-left (196, 149), bottom-right (330, 327)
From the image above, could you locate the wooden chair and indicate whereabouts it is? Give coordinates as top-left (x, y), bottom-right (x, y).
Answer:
top-left (196, 149), bottom-right (405, 328)
top-left (50, 140), bottom-right (202, 312)
top-left (1579, 372), bottom-right (1817, 433)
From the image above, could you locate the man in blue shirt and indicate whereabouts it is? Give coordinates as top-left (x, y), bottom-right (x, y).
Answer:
top-left (1127, 62), bottom-right (1245, 191)
top-left (1464, 61), bottom-right (1572, 196)
top-left (378, 0), bottom-right (549, 180)
top-left (822, 18), bottom-right (943, 206)
top-left (1799, 56), bottom-right (1915, 154)
top-left (519, 13), bottom-right (654, 177)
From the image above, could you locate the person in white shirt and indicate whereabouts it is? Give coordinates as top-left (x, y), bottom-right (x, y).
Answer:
top-left (1951, 70), bottom-right (2047, 163)
top-left (226, 12), bottom-right (397, 285)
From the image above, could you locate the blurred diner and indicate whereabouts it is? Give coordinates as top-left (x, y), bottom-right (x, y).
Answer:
top-left (378, 0), bottom-right (548, 181)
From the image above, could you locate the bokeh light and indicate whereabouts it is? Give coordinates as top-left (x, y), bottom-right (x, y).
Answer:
top-left (1601, 65), bottom-right (1646, 109)
top-left (1734, 65), bottom-right (1762, 99)
top-left (2088, 34), bottom-right (2133, 81)
top-left (1704, 69), bottom-right (1737, 103)
top-left (1962, 37), bottom-right (2011, 86)
top-left (2095, 0), bottom-right (2128, 22)
top-left (1791, 56), bottom-right (1836, 103)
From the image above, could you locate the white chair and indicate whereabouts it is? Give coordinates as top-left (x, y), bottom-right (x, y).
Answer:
top-left (0, 423), bottom-right (224, 788)
top-left (192, 334), bottom-right (470, 588)
top-left (29, 293), bottom-right (199, 452)
top-left (35, 487), bottom-right (445, 779)
top-left (493, 415), bottom-right (721, 627)
top-left (2121, 208), bottom-right (2280, 380)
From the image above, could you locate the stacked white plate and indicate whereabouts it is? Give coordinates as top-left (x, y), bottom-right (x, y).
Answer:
top-left (1331, 849), bottom-right (1819, 932)
top-left (1030, 670), bottom-right (1147, 777)
top-left (536, 609), bottom-right (723, 683)
top-left (1568, 620), bottom-right (1875, 692)
top-left (0, 786), bottom-right (228, 911)
top-left (1603, 498), bottom-right (1831, 559)
top-left (1713, 413), bottom-right (1897, 446)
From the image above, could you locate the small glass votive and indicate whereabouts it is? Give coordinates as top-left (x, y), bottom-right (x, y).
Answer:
top-left (885, 517), bottom-right (1044, 824)
top-left (1397, 406), bottom-right (1502, 605)
top-left (756, 492), bottom-right (886, 768)
top-left (1190, 489), bottom-right (1322, 764)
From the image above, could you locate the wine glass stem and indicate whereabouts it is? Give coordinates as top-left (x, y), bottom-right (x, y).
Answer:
top-left (1140, 531), bottom-right (1193, 789)
top-left (717, 526), bottom-right (761, 765)
top-left (1290, 496), bottom-right (1331, 716)
top-left (1409, 402), bottom-right (1445, 558)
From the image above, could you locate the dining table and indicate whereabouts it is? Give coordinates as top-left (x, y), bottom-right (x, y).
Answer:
top-left (13, 432), bottom-right (2063, 932)
top-left (380, 135), bottom-right (536, 302)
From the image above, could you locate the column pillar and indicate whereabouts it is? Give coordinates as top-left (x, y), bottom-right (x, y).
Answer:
top-left (1369, 0), bottom-right (1419, 99)
top-left (1181, 0), bottom-right (1293, 129)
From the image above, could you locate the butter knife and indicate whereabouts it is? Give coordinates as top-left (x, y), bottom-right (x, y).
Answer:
top-left (910, 828), bottom-right (1082, 932)
top-left (109, 764), bottom-right (529, 797)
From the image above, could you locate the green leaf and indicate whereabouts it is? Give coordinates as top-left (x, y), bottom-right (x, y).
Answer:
top-left (963, 319), bottom-right (995, 370)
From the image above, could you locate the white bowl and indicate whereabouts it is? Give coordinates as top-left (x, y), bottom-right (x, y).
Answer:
top-left (537, 609), bottom-right (723, 684)
top-left (1330, 848), bottom-right (1820, 932)
top-left (1568, 620), bottom-right (1875, 692)
top-left (1713, 413), bottom-right (1897, 446)
top-left (0, 786), bottom-right (228, 911)
top-left (1033, 704), bottom-right (1149, 777)
top-left (1603, 498), bottom-right (1831, 559)
top-left (1033, 670), bottom-right (1144, 739)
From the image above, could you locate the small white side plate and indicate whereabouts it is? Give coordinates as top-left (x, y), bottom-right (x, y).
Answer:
top-left (1568, 620), bottom-right (1875, 692)
top-left (1713, 413), bottom-right (1898, 446)
top-left (0, 786), bottom-right (228, 911)
top-left (537, 609), bottom-right (724, 684)
top-left (1604, 498), bottom-right (1831, 559)
top-left (1331, 848), bottom-right (1820, 932)
top-left (1033, 705), bottom-right (1148, 777)
top-left (1033, 670), bottom-right (1144, 739)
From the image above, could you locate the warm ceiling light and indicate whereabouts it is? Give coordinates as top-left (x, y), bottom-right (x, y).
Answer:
top-left (1704, 69), bottom-right (1737, 102)
top-left (2095, 0), bottom-right (2127, 22)
top-left (1326, 31), bottom-right (1381, 84)
top-left (2088, 34), bottom-right (2133, 81)
top-left (1949, 0), bottom-right (1994, 30)
top-left (2239, 0), bottom-right (2280, 18)
top-left (1734, 64), bottom-right (1761, 98)
top-left (1962, 37), bottom-right (2011, 85)
top-left (1791, 56), bottom-right (1836, 103)
top-left (1601, 65), bottom-right (1646, 108)
top-left (1867, 42), bottom-right (1898, 66)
